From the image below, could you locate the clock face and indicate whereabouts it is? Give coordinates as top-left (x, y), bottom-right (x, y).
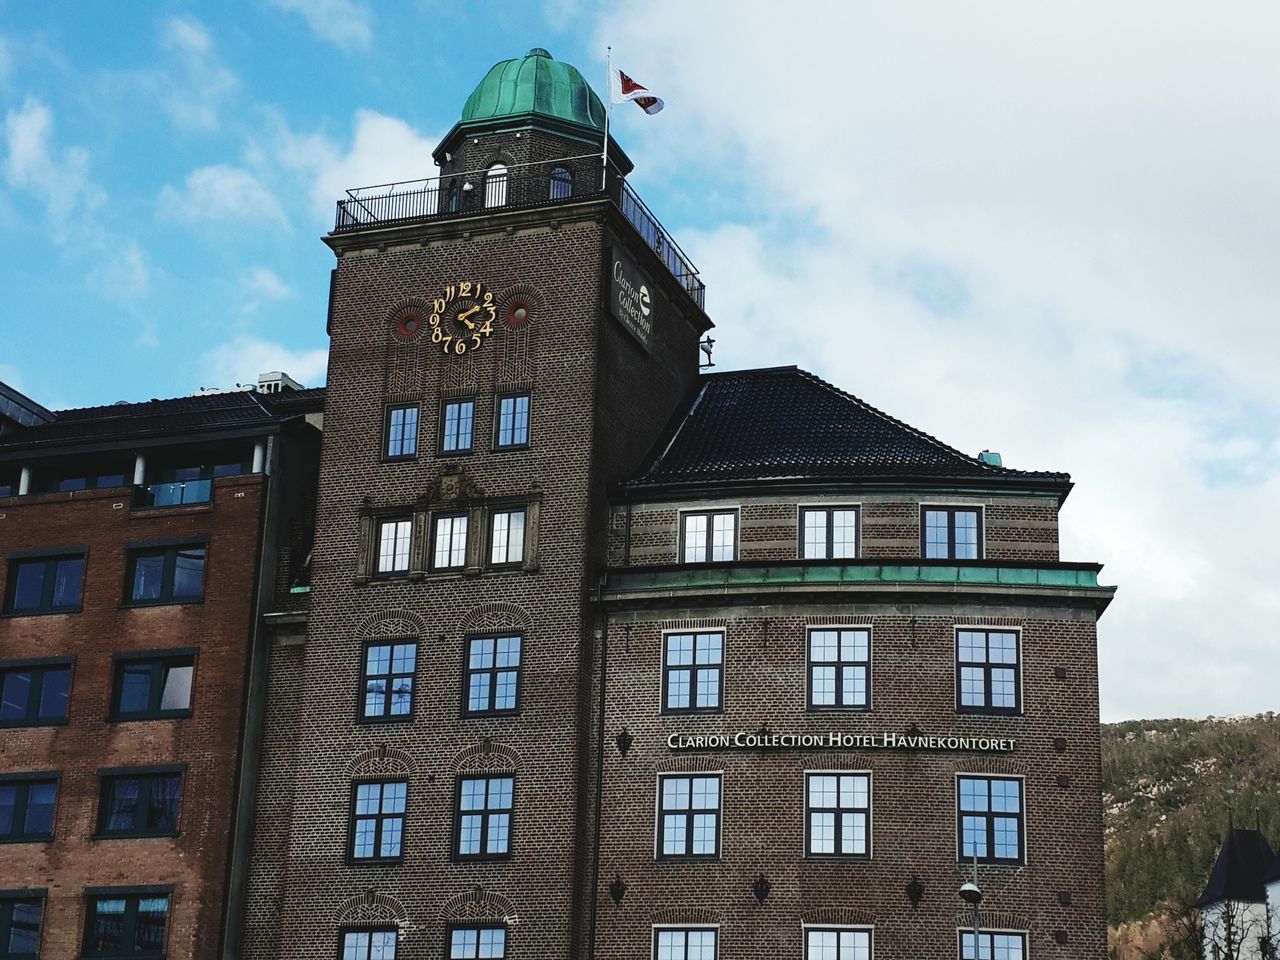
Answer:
top-left (429, 280), bottom-right (496, 356)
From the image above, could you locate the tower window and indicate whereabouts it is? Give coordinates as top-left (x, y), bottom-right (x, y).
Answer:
top-left (957, 629), bottom-right (1020, 714)
top-left (450, 926), bottom-right (506, 959)
top-left (342, 929), bottom-right (398, 960)
top-left (958, 775), bottom-right (1024, 864)
top-left (489, 509), bottom-right (526, 567)
top-left (681, 510), bottom-right (737, 563)
top-left (385, 405), bottom-right (418, 459)
top-left (454, 775), bottom-right (514, 859)
top-left (349, 780), bottom-right (407, 862)
top-left (800, 507), bottom-right (858, 559)
top-left (923, 506), bottom-right (982, 559)
top-left (805, 772), bottom-right (870, 858)
top-left (441, 399), bottom-right (475, 453)
top-left (361, 642), bottom-right (416, 721)
top-left (807, 628), bottom-right (870, 710)
top-left (495, 393), bottom-right (530, 448)
top-left (654, 929), bottom-right (718, 960)
top-left (464, 636), bottom-right (521, 714)
top-left (549, 166), bottom-right (572, 200)
top-left (663, 632), bottom-right (723, 713)
top-left (961, 932), bottom-right (1026, 960)
top-left (484, 164), bottom-right (508, 208)
top-left (806, 929), bottom-right (871, 960)
top-left (375, 519), bottom-right (412, 575)
top-left (432, 514), bottom-right (468, 570)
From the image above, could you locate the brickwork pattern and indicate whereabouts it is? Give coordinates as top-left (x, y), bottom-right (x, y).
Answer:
top-left (0, 476), bottom-right (267, 960)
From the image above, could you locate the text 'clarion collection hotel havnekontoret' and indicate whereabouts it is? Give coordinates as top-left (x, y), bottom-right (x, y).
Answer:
top-left (0, 47), bottom-right (1115, 960)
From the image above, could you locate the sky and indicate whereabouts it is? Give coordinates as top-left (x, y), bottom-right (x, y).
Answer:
top-left (2, 1), bottom-right (1278, 723)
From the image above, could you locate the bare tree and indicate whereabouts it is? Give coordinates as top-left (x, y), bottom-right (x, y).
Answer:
top-left (1138, 897), bottom-right (1277, 960)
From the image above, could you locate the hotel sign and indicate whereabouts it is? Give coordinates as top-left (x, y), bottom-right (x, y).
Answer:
top-left (609, 245), bottom-right (655, 352)
top-left (666, 731), bottom-right (1016, 753)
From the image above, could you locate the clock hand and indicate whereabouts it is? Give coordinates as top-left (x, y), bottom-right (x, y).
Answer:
top-left (457, 305), bottom-right (480, 329)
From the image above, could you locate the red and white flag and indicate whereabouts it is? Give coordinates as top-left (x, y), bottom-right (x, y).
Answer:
top-left (610, 66), bottom-right (664, 115)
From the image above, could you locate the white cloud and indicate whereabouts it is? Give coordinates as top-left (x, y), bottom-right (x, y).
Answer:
top-left (201, 336), bottom-right (327, 391)
top-left (86, 240), bottom-right (151, 302)
top-left (241, 266), bottom-right (294, 302)
top-left (158, 164), bottom-right (288, 228)
top-left (158, 17), bottom-right (238, 131)
top-left (274, 109), bottom-right (439, 223)
top-left (597, 2), bottom-right (1280, 721)
top-left (3, 97), bottom-right (104, 239)
top-left (268, 0), bottom-right (373, 54)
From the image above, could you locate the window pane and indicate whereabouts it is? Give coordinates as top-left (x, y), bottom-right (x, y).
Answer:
top-left (802, 509), bottom-right (826, 559)
top-left (149, 775), bottom-right (182, 831)
top-left (106, 778), bottom-right (140, 831)
top-left (10, 562), bottom-right (45, 610)
top-left (172, 548), bottom-right (205, 598)
top-left (0, 785), bottom-right (14, 834)
top-left (832, 510), bottom-right (857, 558)
top-left (160, 664), bottom-right (193, 711)
top-left (1, 671), bottom-right (32, 721)
top-left (955, 510), bottom-right (979, 558)
top-left (378, 521), bottom-right (411, 573)
top-left (9, 899), bottom-right (42, 952)
top-left (52, 557), bottom-right (84, 607)
top-left (550, 166), bottom-right (572, 200)
top-left (39, 667), bottom-right (71, 719)
top-left (118, 664), bottom-right (153, 714)
top-left (134, 897), bottom-right (168, 951)
top-left (711, 513), bottom-right (735, 561)
top-left (24, 782), bottom-right (56, 835)
top-left (682, 515), bottom-right (707, 563)
top-left (131, 554), bottom-right (164, 601)
top-left (924, 510), bottom-right (949, 558)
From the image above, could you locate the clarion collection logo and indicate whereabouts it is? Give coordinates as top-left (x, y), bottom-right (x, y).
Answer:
top-left (666, 731), bottom-right (1017, 753)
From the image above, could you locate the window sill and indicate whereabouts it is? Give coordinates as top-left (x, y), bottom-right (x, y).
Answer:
top-left (108, 711), bottom-right (193, 724)
top-left (461, 709), bottom-right (521, 720)
top-left (954, 708), bottom-right (1023, 718)
top-left (804, 853), bottom-right (872, 862)
top-left (660, 709), bottom-right (724, 717)
top-left (118, 598), bottom-right (204, 610)
top-left (806, 705), bottom-right (873, 713)
top-left (655, 854), bottom-right (721, 864)
top-left (92, 830), bottom-right (181, 841)
top-left (492, 443), bottom-right (530, 453)
top-left (1, 606), bottom-right (83, 619)
top-left (130, 502), bottom-right (214, 516)
top-left (380, 455), bottom-right (418, 464)
top-left (347, 857), bottom-right (406, 867)
top-left (451, 853), bottom-right (513, 864)
top-left (0, 717), bottom-right (70, 728)
top-left (0, 835), bottom-right (54, 844)
top-left (355, 714), bottom-right (415, 726)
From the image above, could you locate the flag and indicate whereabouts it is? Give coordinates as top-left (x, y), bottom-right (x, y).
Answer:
top-left (610, 66), bottom-right (664, 115)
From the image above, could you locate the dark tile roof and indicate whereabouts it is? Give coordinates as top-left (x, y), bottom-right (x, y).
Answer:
top-left (0, 387), bottom-right (326, 455)
top-left (1196, 828), bottom-right (1276, 906)
top-left (627, 366), bottom-right (1070, 490)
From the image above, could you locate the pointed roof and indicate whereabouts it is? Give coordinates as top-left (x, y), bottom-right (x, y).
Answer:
top-left (1195, 828), bottom-right (1276, 906)
top-left (626, 366), bottom-right (1070, 495)
top-left (1265, 851), bottom-right (1280, 885)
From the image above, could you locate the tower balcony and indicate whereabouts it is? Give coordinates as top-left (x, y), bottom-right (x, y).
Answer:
top-left (333, 155), bottom-right (706, 311)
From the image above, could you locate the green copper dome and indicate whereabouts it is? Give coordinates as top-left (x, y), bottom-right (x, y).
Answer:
top-left (460, 48), bottom-right (605, 132)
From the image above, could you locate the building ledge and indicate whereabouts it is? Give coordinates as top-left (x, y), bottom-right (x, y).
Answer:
top-left (600, 559), bottom-right (1115, 613)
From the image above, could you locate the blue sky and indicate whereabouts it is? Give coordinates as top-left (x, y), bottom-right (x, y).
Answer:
top-left (4, 1), bottom-right (1280, 721)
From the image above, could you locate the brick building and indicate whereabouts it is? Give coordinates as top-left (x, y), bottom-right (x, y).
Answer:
top-left (235, 46), bottom-right (1115, 960)
top-left (0, 377), bottom-right (322, 959)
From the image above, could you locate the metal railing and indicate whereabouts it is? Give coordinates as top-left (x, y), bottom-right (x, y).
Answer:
top-left (134, 479), bottom-right (212, 508)
top-left (334, 155), bottom-right (705, 310)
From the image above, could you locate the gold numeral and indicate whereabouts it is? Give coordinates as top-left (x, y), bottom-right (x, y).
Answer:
top-left (431, 326), bottom-right (443, 343)
top-left (470, 334), bottom-right (481, 349)
top-left (455, 339), bottom-right (467, 355)
top-left (429, 313), bottom-right (440, 327)
top-left (459, 281), bottom-right (472, 297)
top-left (479, 318), bottom-right (493, 335)
top-left (441, 334), bottom-right (453, 351)
top-left (433, 299), bottom-right (445, 314)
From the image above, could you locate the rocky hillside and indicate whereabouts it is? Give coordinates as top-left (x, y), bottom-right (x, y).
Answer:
top-left (1103, 714), bottom-right (1280, 958)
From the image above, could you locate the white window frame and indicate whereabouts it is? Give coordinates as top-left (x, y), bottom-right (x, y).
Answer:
top-left (955, 772), bottom-right (1027, 866)
top-left (652, 925), bottom-right (720, 960)
top-left (799, 504), bottom-right (860, 560)
top-left (433, 514), bottom-right (469, 570)
top-left (803, 769), bottom-right (873, 860)
top-left (956, 927), bottom-right (1029, 960)
top-left (488, 508), bottom-right (526, 567)
top-left (653, 771), bottom-right (723, 861)
top-left (678, 507), bottom-right (739, 564)
top-left (954, 625), bottom-right (1023, 716)
top-left (921, 503), bottom-right (986, 560)
top-left (802, 924), bottom-right (875, 960)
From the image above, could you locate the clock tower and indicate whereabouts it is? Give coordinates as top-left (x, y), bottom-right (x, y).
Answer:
top-left (239, 47), bottom-right (712, 960)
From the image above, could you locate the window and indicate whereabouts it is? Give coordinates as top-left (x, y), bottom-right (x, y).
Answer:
top-left (385, 406), bottom-right (418, 459)
top-left (801, 507), bottom-right (858, 559)
top-left (957, 629), bottom-right (1020, 714)
top-left (549, 166), bottom-right (572, 200)
top-left (958, 776), bottom-right (1024, 864)
top-left (449, 926), bottom-right (505, 959)
top-left (923, 507), bottom-right (982, 559)
top-left (484, 164), bottom-right (508, 208)
top-left (110, 654), bottom-right (194, 720)
top-left (361, 642), bottom-right (416, 721)
top-left (0, 893), bottom-right (43, 957)
top-left (441, 400), bottom-right (475, 453)
top-left (0, 660), bottom-right (71, 726)
top-left (464, 636), bottom-right (520, 714)
top-left (495, 394), bottom-right (530, 449)
top-left (960, 931), bottom-right (1026, 960)
top-left (807, 628), bottom-right (870, 710)
top-left (806, 773), bottom-right (870, 858)
top-left (82, 892), bottom-right (169, 958)
top-left (681, 511), bottom-right (736, 563)
top-left (376, 520), bottom-right (412, 575)
top-left (488, 509), bottom-right (525, 567)
top-left (0, 777), bottom-right (58, 842)
top-left (350, 780), bottom-right (407, 862)
top-left (662, 632), bottom-right (722, 713)
top-left (455, 776), bottom-right (514, 859)
top-left (433, 514), bottom-right (468, 570)
top-left (654, 928), bottom-right (717, 960)
top-left (657, 774), bottom-right (720, 859)
top-left (5, 554), bottom-right (84, 614)
top-left (97, 770), bottom-right (182, 837)
top-left (341, 928), bottom-right (398, 960)
top-left (806, 929), bottom-right (871, 960)
top-left (125, 545), bottom-right (205, 604)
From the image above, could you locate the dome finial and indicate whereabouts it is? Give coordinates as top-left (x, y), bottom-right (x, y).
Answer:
top-left (527, 47), bottom-right (552, 58)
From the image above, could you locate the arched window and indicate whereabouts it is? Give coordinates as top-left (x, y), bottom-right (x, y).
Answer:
top-left (549, 166), bottom-right (572, 200)
top-left (484, 164), bottom-right (508, 208)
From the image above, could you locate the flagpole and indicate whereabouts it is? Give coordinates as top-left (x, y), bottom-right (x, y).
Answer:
top-left (601, 45), bottom-right (612, 191)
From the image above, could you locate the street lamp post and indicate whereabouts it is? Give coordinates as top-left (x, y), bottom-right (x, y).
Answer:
top-left (959, 851), bottom-right (983, 958)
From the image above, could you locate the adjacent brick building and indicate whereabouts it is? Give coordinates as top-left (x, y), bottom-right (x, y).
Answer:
top-left (0, 377), bottom-right (322, 959)
top-left (236, 46), bottom-right (1115, 960)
